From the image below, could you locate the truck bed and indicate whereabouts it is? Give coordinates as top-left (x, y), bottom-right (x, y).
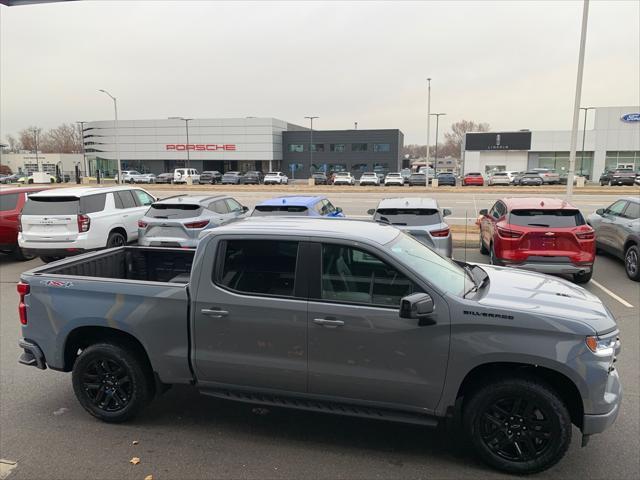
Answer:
top-left (35, 246), bottom-right (195, 283)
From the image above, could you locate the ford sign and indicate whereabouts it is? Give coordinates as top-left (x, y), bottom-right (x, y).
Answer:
top-left (621, 113), bottom-right (640, 122)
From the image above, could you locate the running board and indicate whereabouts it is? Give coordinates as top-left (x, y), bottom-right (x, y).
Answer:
top-left (199, 387), bottom-right (439, 427)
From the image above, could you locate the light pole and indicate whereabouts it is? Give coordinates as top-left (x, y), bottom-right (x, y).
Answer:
top-left (430, 113), bottom-right (446, 177)
top-left (98, 89), bottom-right (121, 182)
top-left (304, 116), bottom-right (318, 177)
top-left (579, 107), bottom-right (595, 177)
top-left (76, 121), bottom-right (88, 176)
top-left (425, 77), bottom-right (432, 188)
top-left (168, 117), bottom-right (193, 179)
top-left (31, 128), bottom-right (40, 173)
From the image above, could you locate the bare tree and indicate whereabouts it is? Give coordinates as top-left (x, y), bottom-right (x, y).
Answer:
top-left (41, 123), bottom-right (82, 153)
top-left (4, 134), bottom-right (21, 152)
top-left (19, 127), bottom-right (42, 152)
top-left (439, 120), bottom-right (491, 158)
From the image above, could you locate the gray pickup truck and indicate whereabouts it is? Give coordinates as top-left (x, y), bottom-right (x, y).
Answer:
top-left (17, 217), bottom-right (622, 474)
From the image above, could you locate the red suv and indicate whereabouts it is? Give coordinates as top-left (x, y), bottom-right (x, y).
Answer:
top-left (478, 197), bottom-right (595, 283)
top-left (462, 172), bottom-right (484, 186)
top-left (0, 187), bottom-right (49, 261)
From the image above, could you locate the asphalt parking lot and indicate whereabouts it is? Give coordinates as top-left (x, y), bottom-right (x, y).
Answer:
top-left (1, 240), bottom-right (638, 479)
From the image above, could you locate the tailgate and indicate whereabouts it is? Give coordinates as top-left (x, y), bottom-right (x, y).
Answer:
top-left (519, 230), bottom-right (580, 254)
top-left (21, 214), bottom-right (78, 242)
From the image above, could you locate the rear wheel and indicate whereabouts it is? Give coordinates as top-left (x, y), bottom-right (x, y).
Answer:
top-left (72, 342), bottom-right (153, 422)
top-left (107, 231), bottom-right (126, 248)
top-left (573, 270), bottom-right (593, 283)
top-left (479, 231), bottom-right (489, 255)
top-left (624, 245), bottom-right (639, 281)
top-left (490, 243), bottom-right (500, 265)
top-left (463, 378), bottom-right (571, 474)
top-left (11, 247), bottom-right (36, 261)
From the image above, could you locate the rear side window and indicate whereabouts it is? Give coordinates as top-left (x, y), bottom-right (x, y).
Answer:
top-left (114, 191), bottom-right (137, 209)
top-left (22, 196), bottom-right (79, 215)
top-left (79, 194), bottom-right (106, 213)
top-left (225, 198), bottom-right (243, 213)
top-left (509, 209), bottom-right (586, 227)
top-left (252, 205), bottom-right (308, 216)
top-left (217, 240), bottom-right (299, 297)
top-left (0, 193), bottom-right (19, 211)
top-left (623, 202), bottom-right (639, 220)
top-left (147, 203), bottom-right (203, 218)
top-left (209, 200), bottom-right (229, 214)
top-left (375, 208), bottom-right (441, 226)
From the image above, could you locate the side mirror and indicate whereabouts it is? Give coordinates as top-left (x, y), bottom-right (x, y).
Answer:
top-left (400, 293), bottom-right (435, 322)
top-left (367, 208), bottom-right (375, 215)
top-left (242, 206), bottom-right (249, 213)
top-left (479, 208), bottom-right (488, 216)
top-left (442, 208), bottom-right (452, 217)
top-left (595, 208), bottom-right (605, 216)
top-left (335, 206), bottom-right (343, 213)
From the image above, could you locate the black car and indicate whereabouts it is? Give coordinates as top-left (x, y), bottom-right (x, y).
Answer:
top-left (436, 173), bottom-right (456, 186)
top-left (312, 172), bottom-right (328, 185)
top-left (599, 169), bottom-right (636, 186)
top-left (519, 172), bottom-right (543, 186)
top-left (155, 172), bottom-right (174, 184)
top-left (408, 173), bottom-right (427, 186)
top-left (241, 171), bottom-right (263, 185)
top-left (199, 171), bottom-right (222, 184)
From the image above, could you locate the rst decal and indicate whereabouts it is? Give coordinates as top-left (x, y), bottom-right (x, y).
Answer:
top-left (40, 280), bottom-right (74, 288)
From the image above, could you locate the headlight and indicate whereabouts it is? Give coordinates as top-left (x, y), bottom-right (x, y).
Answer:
top-left (585, 336), bottom-right (617, 356)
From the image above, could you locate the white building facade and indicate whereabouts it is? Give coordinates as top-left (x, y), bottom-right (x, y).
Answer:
top-left (463, 106), bottom-right (640, 180)
top-left (0, 152), bottom-right (83, 176)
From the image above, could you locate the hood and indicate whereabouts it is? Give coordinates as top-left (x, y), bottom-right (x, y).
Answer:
top-left (477, 264), bottom-right (616, 334)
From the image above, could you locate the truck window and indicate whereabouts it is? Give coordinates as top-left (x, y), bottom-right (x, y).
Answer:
top-left (321, 244), bottom-right (415, 307)
top-left (0, 193), bottom-right (19, 211)
top-left (217, 240), bottom-right (299, 297)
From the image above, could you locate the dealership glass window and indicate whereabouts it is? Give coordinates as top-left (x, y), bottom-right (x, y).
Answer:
top-left (327, 164), bottom-right (347, 173)
top-left (484, 165), bottom-right (506, 174)
top-left (288, 144), bottom-right (305, 152)
top-left (351, 143), bottom-right (368, 152)
top-left (330, 144), bottom-right (346, 152)
top-left (605, 151), bottom-right (640, 171)
top-left (311, 144), bottom-right (325, 152)
top-left (534, 152), bottom-right (593, 178)
top-left (351, 163), bottom-right (368, 173)
top-left (373, 143), bottom-right (391, 152)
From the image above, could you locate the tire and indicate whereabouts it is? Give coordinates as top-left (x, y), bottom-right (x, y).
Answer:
top-left (490, 243), bottom-right (500, 265)
top-left (11, 247), bottom-right (35, 261)
top-left (573, 270), bottom-right (593, 284)
top-left (479, 232), bottom-right (489, 255)
top-left (624, 245), bottom-right (640, 281)
top-left (72, 342), bottom-right (153, 423)
top-left (609, 180), bottom-right (614, 186)
top-left (106, 231), bottom-right (126, 248)
top-left (40, 256), bottom-right (61, 263)
top-left (600, 181), bottom-right (605, 186)
top-left (463, 377), bottom-right (571, 475)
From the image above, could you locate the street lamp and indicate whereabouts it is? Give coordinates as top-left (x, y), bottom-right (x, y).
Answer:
top-left (430, 113), bottom-right (446, 177)
top-left (76, 121), bottom-right (88, 176)
top-left (168, 117), bottom-right (193, 180)
top-left (425, 78), bottom-right (432, 188)
top-left (98, 89), bottom-right (122, 183)
top-left (31, 127), bottom-right (41, 173)
top-left (304, 116), bottom-right (319, 177)
top-left (579, 107), bottom-right (595, 177)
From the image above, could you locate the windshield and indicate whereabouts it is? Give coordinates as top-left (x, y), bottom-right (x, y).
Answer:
top-left (509, 209), bottom-right (585, 227)
top-left (253, 205), bottom-right (308, 215)
top-left (147, 203), bottom-right (202, 219)
top-left (387, 233), bottom-right (468, 296)
top-left (375, 208), bottom-right (441, 226)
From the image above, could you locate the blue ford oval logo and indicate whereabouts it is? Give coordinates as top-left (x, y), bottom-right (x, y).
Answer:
top-left (621, 113), bottom-right (640, 122)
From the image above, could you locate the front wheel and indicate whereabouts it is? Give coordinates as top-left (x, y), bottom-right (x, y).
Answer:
top-left (463, 378), bottom-right (571, 475)
top-left (72, 342), bottom-right (153, 422)
top-left (624, 245), bottom-right (639, 281)
top-left (573, 270), bottom-right (593, 283)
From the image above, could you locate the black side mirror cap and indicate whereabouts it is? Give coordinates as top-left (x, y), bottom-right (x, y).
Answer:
top-left (335, 207), bottom-right (343, 213)
top-left (595, 208), bottom-right (604, 216)
top-left (400, 293), bottom-right (434, 320)
top-left (479, 209), bottom-right (488, 216)
top-left (443, 208), bottom-right (452, 217)
top-left (367, 208), bottom-right (375, 215)
top-left (242, 206), bottom-right (249, 212)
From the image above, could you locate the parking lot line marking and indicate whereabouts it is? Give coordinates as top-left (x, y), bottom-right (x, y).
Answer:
top-left (591, 280), bottom-right (635, 308)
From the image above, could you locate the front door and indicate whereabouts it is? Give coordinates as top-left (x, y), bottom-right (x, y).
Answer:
top-left (307, 242), bottom-right (450, 411)
top-left (192, 238), bottom-right (308, 392)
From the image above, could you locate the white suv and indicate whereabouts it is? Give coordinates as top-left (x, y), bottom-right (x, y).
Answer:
top-left (18, 186), bottom-right (155, 262)
top-left (333, 172), bottom-right (356, 185)
top-left (359, 172), bottom-right (380, 186)
top-left (173, 168), bottom-right (200, 184)
top-left (264, 172), bottom-right (289, 185)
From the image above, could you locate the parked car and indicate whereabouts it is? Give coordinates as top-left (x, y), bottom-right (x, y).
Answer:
top-left (198, 171), bottom-right (222, 185)
top-left (408, 172), bottom-right (427, 186)
top-left (173, 168), bottom-right (200, 184)
top-left (368, 197), bottom-right (452, 257)
top-left (519, 172), bottom-right (544, 186)
top-left (400, 168), bottom-right (412, 184)
top-left (18, 186), bottom-right (156, 263)
top-left (18, 217), bottom-right (621, 475)
top-left (384, 172), bottom-right (404, 186)
top-left (462, 172), bottom-right (484, 186)
top-left (312, 172), bottom-right (328, 185)
top-left (241, 171), bottom-right (263, 185)
top-left (531, 168), bottom-right (560, 184)
top-left (17, 173), bottom-right (57, 184)
top-left (0, 173), bottom-right (21, 184)
top-left (478, 197), bottom-right (595, 283)
top-left (0, 187), bottom-right (49, 261)
top-left (263, 171), bottom-right (289, 185)
top-left (587, 197), bottom-right (640, 280)
top-left (221, 171), bottom-right (244, 185)
top-left (359, 172), bottom-right (380, 186)
top-left (131, 173), bottom-right (156, 184)
top-left (155, 172), bottom-right (174, 184)
top-left (488, 172), bottom-right (511, 186)
top-left (511, 171), bottom-right (527, 185)
top-left (435, 172), bottom-right (456, 186)
top-left (333, 172), bottom-right (356, 185)
top-left (117, 170), bottom-right (142, 183)
top-left (252, 196), bottom-right (344, 217)
top-left (599, 169), bottom-right (636, 186)
top-left (373, 166), bottom-right (388, 182)
top-left (138, 195), bottom-right (248, 248)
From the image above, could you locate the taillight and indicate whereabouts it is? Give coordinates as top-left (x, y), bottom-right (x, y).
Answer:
top-left (184, 220), bottom-right (210, 229)
top-left (17, 213), bottom-right (22, 232)
top-left (576, 229), bottom-right (595, 240)
top-left (138, 219), bottom-right (148, 228)
top-left (17, 281), bottom-right (29, 325)
top-left (77, 214), bottom-right (90, 232)
top-left (430, 227), bottom-right (450, 238)
top-left (497, 226), bottom-right (523, 239)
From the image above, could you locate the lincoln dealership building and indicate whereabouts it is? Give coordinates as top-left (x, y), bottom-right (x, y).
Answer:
top-left (463, 106), bottom-right (640, 180)
top-left (82, 117), bottom-right (404, 179)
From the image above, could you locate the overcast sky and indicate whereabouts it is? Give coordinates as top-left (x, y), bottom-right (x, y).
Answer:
top-left (1, 0), bottom-right (638, 144)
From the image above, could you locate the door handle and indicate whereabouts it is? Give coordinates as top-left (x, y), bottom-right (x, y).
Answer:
top-left (201, 308), bottom-right (229, 318)
top-left (313, 318), bottom-right (345, 327)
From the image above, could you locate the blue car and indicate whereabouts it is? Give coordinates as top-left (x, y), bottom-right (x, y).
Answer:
top-left (252, 195), bottom-right (345, 217)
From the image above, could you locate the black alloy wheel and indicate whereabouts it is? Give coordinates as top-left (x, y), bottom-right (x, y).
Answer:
top-left (81, 358), bottom-right (132, 413)
top-left (107, 231), bottom-right (126, 248)
top-left (625, 245), bottom-right (640, 281)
